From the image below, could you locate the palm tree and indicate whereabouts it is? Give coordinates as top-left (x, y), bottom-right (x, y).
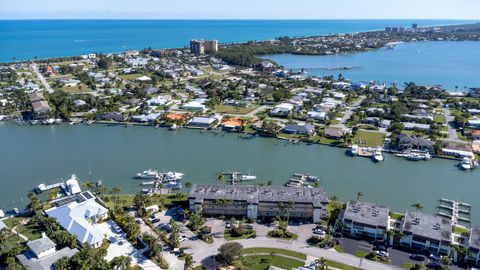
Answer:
top-left (185, 181), bottom-right (192, 191)
top-left (83, 181), bottom-right (96, 192)
top-left (184, 254), bottom-right (193, 270)
top-left (315, 257), bottom-right (329, 270)
top-left (110, 255), bottom-right (131, 270)
top-left (217, 174), bottom-right (225, 184)
top-left (356, 191), bottom-right (364, 201)
top-left (411, 202), bottom-right (424, 211)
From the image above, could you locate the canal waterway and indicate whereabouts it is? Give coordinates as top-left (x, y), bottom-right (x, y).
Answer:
top-left (264, 41), bottom-right (480, 91)
top-left (0, 122), bottom-right (478, 223)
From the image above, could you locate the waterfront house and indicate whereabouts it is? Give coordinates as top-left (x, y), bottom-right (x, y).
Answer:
top-left (95, 112), bottom-right (125, 122)
top-left (220, 117), bottom-right (245, 132)
top-left (45, 196), bottom-right (108, 248)
top-left (188, 116), bottom-right (216, 128)
top-left (189, 184), bottom-right (328, 223)
top-left (28, 92), bottom-right (51, 118)
top-left (396, 134), bottom-right (434, 153)
top-left (471, 130), bottom-right (480, 140)
top-left (270, 103), bottom-right (294, 117)
top-left (466, 226), bottom-right (480, 266)
top-left (441, 143), bottom-right (474, 159)
top-left (468, 119), bottom-right (480, 129)
top-left (16, 234), bottom-right (78, 270)
top-left (164, 112), bottom-right (188, 123)
top-left (400, 211), bottom-right (453, 255)
top-left (324, 128), bottom-right (348, 140)
top-left (340, 200), bottom-right (390, 240)
top-left (283, 124), bottom-right (315, 135)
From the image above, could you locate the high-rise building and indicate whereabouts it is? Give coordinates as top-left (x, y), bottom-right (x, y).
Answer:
top-left (190, 39), bottom-right (218, 55)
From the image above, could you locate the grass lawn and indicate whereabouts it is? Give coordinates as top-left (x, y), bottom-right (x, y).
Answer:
top-left (333, 245), bottom-right (345, 253)
top-left (59, 83), bottom-right (92, 94)
top-left (354, 250), bottom-right (369, 258)
top-left (224, 230), bottom-right (256, 241)
top-left (214, 104), bottom-right (256, 115)
top-left (389, 212), bottom-right (405, 220)
top-left (104, 193), bottom-right (188, 210)
top-left (3, 217), bottom-right (24, 228)
top-left (119, 73), bottom-right (143, 81)
top-left (325, 260), bottom-right (364, 270)
top-left (241, 255), bottom-right (304, 270)
top-left (433, 114), bottom-right (446, 124)
top-left (241, 247), bottom-right (306, 260)
top-left (352, 130), bottom-right (385, 147)
top-left (2, 217), bottom-right (42, 241)
top-left (453, 225), bottom-right (470, 235)
top-left (402, 263), bottom-right (415, 269)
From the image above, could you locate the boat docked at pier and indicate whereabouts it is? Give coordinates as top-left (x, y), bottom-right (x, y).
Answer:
top-left (372, 147), bottom-right (384, 162)
top-left (396, 150), bottom-right (431, 161)
top-left (136, 169), bottom-right (160, 179)
top-left (350, 145), bottom-right (359, 156)
top-left (459, 157), bottom-right (475, 170)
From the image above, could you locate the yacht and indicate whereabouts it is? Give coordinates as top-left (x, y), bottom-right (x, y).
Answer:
top-left (169, 124), bottom-right (178, 130)
top-left (372, 147), bottom-right (384, 162)
top-left (240, 175), bottom-right (257, 181)
top-left (136, 169), bottom-right (160, 179)
top-left (350, 145), bottom-right (359, 156)
top-left (460, 158), bottom-right (473, 170)
top-left (0, 209), bottom-right (4, 218)
top-left (162, 171), bottom-right (184, 181)
top-left (164, 181), bottom-right (182, 190)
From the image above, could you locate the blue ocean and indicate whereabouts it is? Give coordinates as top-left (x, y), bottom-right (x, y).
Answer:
top-left (0, 19), bottom-right (474, 62)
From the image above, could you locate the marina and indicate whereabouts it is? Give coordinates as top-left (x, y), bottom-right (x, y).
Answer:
top-left (1, 123), bottom-right (480, 223)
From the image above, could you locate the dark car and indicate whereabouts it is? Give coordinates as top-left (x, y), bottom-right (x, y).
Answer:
top-left (410, 254), bottom-right (426, 261)
top-left (429, 254), bottom-right (441, 261)
top-left (426, 262), bottom-right (443, 270)
top-left (151, 218), bottom-right (161, 223)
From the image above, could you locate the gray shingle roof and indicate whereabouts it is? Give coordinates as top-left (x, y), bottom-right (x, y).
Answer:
top-left (27, 237), bottom-right (56, 256)
top-left (469, 226), bottom-right (480, 250)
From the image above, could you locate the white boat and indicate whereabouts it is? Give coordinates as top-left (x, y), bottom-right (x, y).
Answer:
top-left (164, 181), bottom-right (182, 190)
top-left (13, 208), bottom-right (20, 215)
top-left (240, 175), bottom-right (257, 181)
top-left (169, 124), bottom-right (178, 130)
top-left (136, 169), bottom-right (160, 179)
top-left (0, 209), bottom-right (4, 218)
top-left (350, 145), bottom-right (359, 156)
top-left (162, 171), bottom-right (184, 181)
top-left (372, 147), bottom-right (384, 162)
top-left (460, 158), bottom-right (473, 170)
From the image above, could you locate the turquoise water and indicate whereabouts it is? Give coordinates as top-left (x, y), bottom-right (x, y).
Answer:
top-left (264, 41), bottom-right (480, 90)
top-left (0, 19), bottom-right (473, 62)
top-left (0, 122), bottom-right (479, 223)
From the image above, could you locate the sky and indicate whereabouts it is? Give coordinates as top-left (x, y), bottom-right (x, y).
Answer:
top-left (1, 0), bottom-right (479, 20)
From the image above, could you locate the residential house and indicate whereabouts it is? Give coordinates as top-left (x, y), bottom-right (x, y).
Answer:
top-left (45, 196), bottom-right (108, 247)
top-left (188, 117), bottom-right (216, 128)
top-left (95, 112), bottom-right (125, 122)
top-left (220, 117), bottom-right (245, 132)
top-left (472, 130), bottom-right (480, 140)
top-left (270, 103), bottom-right (294, 117)
top-left (396, 134), bottom-right (435, 153)
top-left (400, 211), bottom-right (452, 255)
top-left (182, 101), bottom-right (207, 112)
top-left (16, 235), bottom-right (78, 270)
top-left (28, 92), bottom-right (51, 118)
top-left (341, 200), bottom-right (390, 240)
top-left (283, 124), bottom-right (315, 135)
top-left (307, 111), bottom-right (327, 121)
top-left (401, 122), bottom-right (431, 131)
top-left (324, 128), bottom-right (348, 140)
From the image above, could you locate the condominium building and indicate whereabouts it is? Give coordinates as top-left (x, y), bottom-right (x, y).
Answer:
top-left (400, 211), bottom-right (453, 255)
top-left (190, 39), bottom-right (218, 55)
top-left (188, 184), bottom-right (328, 223)
top-left (467, 226), bottom-right (480, 266)
top-left (341, 200), bottom-right (390, 240)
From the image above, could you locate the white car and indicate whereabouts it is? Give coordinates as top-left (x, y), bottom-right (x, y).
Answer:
top-left (375, 250), bottom-right (389, 257)
top-left (313, 229), bottom-right (326, 236)
top-left (179, 235), bottom-right (187, 243)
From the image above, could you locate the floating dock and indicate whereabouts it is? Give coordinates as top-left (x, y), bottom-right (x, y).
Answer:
top-left (437, 198), bottom-right (471, 225)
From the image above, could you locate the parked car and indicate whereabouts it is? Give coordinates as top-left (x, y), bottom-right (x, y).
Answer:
top-left (151, 218), bottom-right (161, 223)
top-left (410, 254), bottom-right (426, 261)
top-left (429, 254), bottom-right (441, 261)
top-left (179, 235), bottom-right (187, 243)
top-left (246, 224), bottom-right (254, 229)
top-left (313, 229), bottom-right (326, 236)
top-left (426, 262), bottom-right (443, 270)
top-left (135, 218), bottom-right (143, 225)
top-left (375, 250), bottom-right (389, 257)
top-left (159, 223), bottom-right (172, 233)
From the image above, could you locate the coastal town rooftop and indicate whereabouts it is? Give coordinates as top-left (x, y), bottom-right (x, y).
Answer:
top-left (403, 211), bottom-right (452, 242)
top-left (189, 184), bottom-right (328, 207)
top-left (469, 226), bottom-right (480, 251)
top-left (344, 200), bottom-right (389, 228)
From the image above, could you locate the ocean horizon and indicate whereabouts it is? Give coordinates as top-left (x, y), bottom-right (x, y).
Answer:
top-left (0, 19), bottom-right (475, 62)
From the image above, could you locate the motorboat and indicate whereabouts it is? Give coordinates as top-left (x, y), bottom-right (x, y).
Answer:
top-left (162, 171), bottom-right (184, 181)
top-left (460, 158), bottom-right (473, 170)
top-left (136, 169), bottom-right (160, 179)
top-left (240, 175), bottom-right (256, 181)
top-left (0, 209), bottom-right (4, 218)
top-left (372, 147), bottom-right (384, 162)
top-left (169, 124), bottom-right (178, 130)
top-left (164, 181), bottom-right (182, 190)
top-left (350, 145), bottom-right (359, 156)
